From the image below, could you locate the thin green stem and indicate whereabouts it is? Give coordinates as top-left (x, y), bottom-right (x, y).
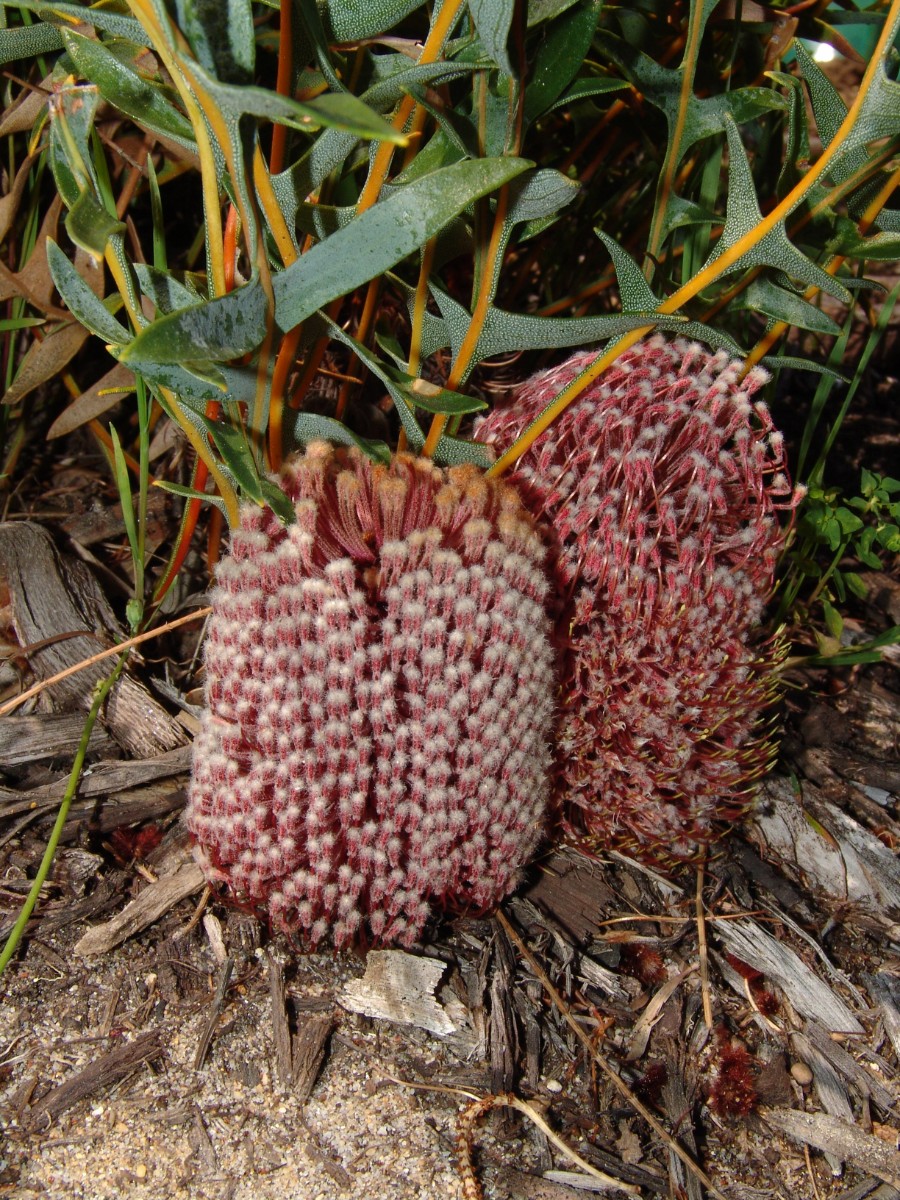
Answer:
top-left (0, 654), bottom-right (129, 979)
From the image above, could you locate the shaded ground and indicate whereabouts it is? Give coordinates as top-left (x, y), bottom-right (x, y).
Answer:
top-left (0, 513), bottom-right (898, 1199)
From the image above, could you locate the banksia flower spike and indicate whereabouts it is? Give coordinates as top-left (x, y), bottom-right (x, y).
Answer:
top-left (186, 443), bottom-right (556, 948)
top-left (477, 335), bottom-right (797, 865)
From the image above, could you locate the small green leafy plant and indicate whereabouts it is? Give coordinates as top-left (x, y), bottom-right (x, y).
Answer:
top-left (782, 469), bottom-right (900, 661)
top-left (1, 1), bottom-right (898, 583)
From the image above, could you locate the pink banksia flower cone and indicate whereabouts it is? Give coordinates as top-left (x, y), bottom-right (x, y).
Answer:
top-left (186, 442), bottom-right (556, 948)
top-left (477, 335), bottom-right (798, 865)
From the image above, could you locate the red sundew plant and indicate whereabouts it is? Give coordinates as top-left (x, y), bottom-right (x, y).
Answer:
top-left (478, 336), bottom-right (800, 865)
top-left (708, 1031), bottom-right (760, 1117)
top-left (186, 442), bottom-right (556, 948)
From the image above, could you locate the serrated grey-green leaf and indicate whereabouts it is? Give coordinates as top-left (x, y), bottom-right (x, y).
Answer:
top-left (122, 279), bottom-right (268, 364)
top-left (47, 240), bottom-right (131, 346)
top-left (272, 157), bottom-right (532, 331)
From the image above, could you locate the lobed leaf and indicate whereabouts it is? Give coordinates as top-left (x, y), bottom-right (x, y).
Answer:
top-left (323, 317), bottom-right (493, 468)
top-left (173, 0), bottom-right (255, 83)
top-left (9, 1), bottom-right (146, 41)
top-left (272, 156), bottom-right (533, 331)
top-left (319, 0), bottom-right (423, 41)
top-left (702, 118), bottom-right (852, 303)
top-left (469, 0), bottom-right (516, 76)
top-left (523, 0), bottom-right (602, 126)
top-left (46, 240), bottom-right (131, 346)
top-left (155, 479), bottom-right (228, 516)
top-left (290, 412), bottom-right (392, 465)
top-left (0, 21), bottom-right (63, 65)
top-left (133, 265), bottom-right (203, 314)
top-left (271, 60), bottom-right (476, 210)
top-left (122, 278), bottom-right (268, 364)
top-left (190, 61), bottom-right (406, 142)
top-left (598, 32), bottom-right (786, 163)
top-left (65, 190), bottom-right (127, 262)
top-left (61, 30), bottom-right (196, 148)
top-left (730, 277), bottom-right (841, 336)
top-left (505, 169), bottom-right (581, 224)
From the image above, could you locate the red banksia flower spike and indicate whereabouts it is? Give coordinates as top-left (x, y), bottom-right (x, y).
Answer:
top-left (187, 443), bottom-right (556, 949)
top-left (477, 335), bottom-right (800, 867)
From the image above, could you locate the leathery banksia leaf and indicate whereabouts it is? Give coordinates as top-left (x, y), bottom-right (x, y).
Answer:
top-left (186, 443), bottom-right (556, 947)
top-left (477, 336), bottom-right (799, 865)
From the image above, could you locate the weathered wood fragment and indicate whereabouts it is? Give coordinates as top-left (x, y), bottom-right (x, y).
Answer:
top-left (802, 1020), bottom-right (898, 1114)
top-left (0, 521), bottom-right (185, 757)
top-left (339, 949), bottom-right (456, 1035)
top-left (291, 1013), bottom-right (334, 1102)
top-left (188, 1104), bottom-right (219, 1175)
top-left (75, 856), bottom-right (205, 956)
top-left (791, 1030), bottom-right (854, 1173)
top-left (865, 973), bottom-right (900, 1061)
top-left (193, 956), bottom-right (234, 1070)
top-left (28, 1031), bottom-right (164, 1126)
top-left (747, 775), bottom-right (900, 938)
top-left (764, 1109), bottom-right (900, 1186)
top-left (715, 917), bottom-right (863, 1033)
top-left (524, 849), bottom-right (627, 943)
top-left (267, 952), bottom-right (293, 1091)
top-left (489, 939), bottom-right (518, 1095)
top-left (0, 745), bottom-right (191, 820)
top-left (0, 712), bottom-right (115, 766)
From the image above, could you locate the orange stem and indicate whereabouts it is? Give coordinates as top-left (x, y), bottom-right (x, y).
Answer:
top-left (269, 0), bottom-right (293, 175)
top-left (268, 324), bottom-right (303, 466)
top-left (223, 204), bottom-right (239, 293)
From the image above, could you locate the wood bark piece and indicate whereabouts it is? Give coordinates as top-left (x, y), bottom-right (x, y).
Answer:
top-left (189, 1104), bottom-right (219, 1175)
top-left (0, 712), bottom-right (115, 767)
top-left (28, 1031), bottom-right (164, 1126)
top-left (75, 856), bottom-right (205, 956)
top-left (749, 774), bottom-right (900, 939)
top-left (791, 1031), bottom-right (855, 1174)
top-left (865, 974), bottom-right (900, 1061)
top-left (292, 1013), bottom-right (334, 1103)
top-left (763, 1109), bottom-right (900, 1187)
top-left (0, 746), bottom-right (191, 816)
top-left (747, 776), bottom-right (900, 938)
top-left (268, 953), bottom-right (293, 1091)
top-left (339, 949), bottom-right (457, 1035)
top-left (541, 1170), bottom-right (634, 1193)
top-left (714, 917), bottom-right (863, 1033)
top-left (510, 896), bottom-right (635, 1006)
top-left (489, 949), bottom-right (517, 1095)
top-left (803, 1020), bottom-right (898, 1114)
top-left (0, 521), bottom-right (186, 757)
top-left (524, 849), bottom-right (626, 943)
top-left (194, 957), bottom-right (234, 1070)
top-left (625, 966), bottom-right (694, 1061)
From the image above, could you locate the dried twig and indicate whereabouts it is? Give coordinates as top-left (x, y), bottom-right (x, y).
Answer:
top-left (696, 860), bottom-right (714, 1030)
top-left (75, 860), bottom-right (205, 956)
top-left (193, 956), bottom-right (234, 1070)
top-left (496, 907), bottom-right (729, 1200)
top-left (456, 1092), bottom-right (640, 1200)
top-left (0, 605), bottom-right (212, 718)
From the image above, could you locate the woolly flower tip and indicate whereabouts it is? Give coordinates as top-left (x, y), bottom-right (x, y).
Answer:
top-left (476, 335), bottom-right (796, 866)
top-left (187, 444), bottom-right (556, 948)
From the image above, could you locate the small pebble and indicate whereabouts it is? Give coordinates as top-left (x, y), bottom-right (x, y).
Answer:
top-left (790, 1061), bottom-right (813, 1086)
top-left (544, 1078), bottom-right (563, 1094)
top-left (134, 1164), bottom-right (147, 1179)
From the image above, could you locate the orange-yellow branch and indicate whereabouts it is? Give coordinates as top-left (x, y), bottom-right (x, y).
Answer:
top-left (488, 0), bottom-right (900, 478)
